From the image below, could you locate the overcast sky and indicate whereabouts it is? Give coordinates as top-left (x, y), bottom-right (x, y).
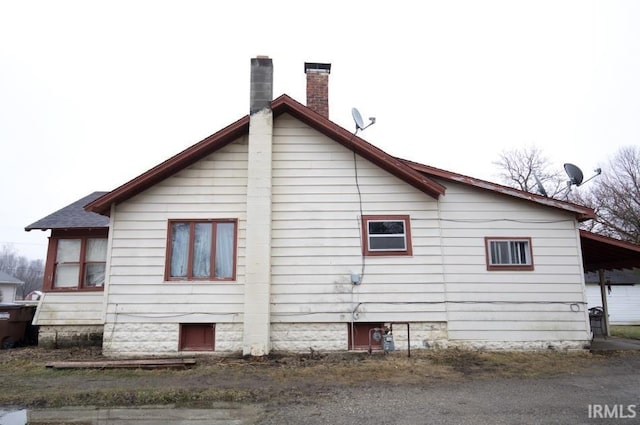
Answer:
top-left (1, 1), bottom-right (639, 261)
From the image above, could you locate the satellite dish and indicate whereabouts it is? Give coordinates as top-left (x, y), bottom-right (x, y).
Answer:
top-left (352, 108), bottom-right (365, 131)
top-left (564, 163), bottom-right (584, 186)
top-left (351, 107), bottom-right (376, 133)
top-left (533, 173), bottom-right (548, 197)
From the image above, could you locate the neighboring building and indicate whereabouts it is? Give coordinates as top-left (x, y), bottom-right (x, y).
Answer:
top-left (585, 268), bottom-right (640, 325)
top-left (0, 271), bottom-right (23, 304)
top-left (26, 57), bottom-right (598, 356)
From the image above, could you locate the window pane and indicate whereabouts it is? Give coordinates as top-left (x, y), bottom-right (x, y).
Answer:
top-left (490, 241), bottom-right (508, 264)
top-left (510, 241), bottom-right (529, 265)
top-left (54, 264), bottom-right (80, 287)
top-left (85, 264), bottom-right (105, 287)
top-left (86, 238), bottom-right (107, 262)
top-left (489, 240), bottom-right (530, 265)
top-left (368, 221), bottom-right (404, 235)
top-left (193, 223), bottom-right (212, 278)
top-left (215, 222), bottom-right (234, 278)
top-left (57, 239), bottom-right (81, 262)
top-left (170, 223), bottom-right (190, 277)
top-left (370, 236), bottom-right (406, 250)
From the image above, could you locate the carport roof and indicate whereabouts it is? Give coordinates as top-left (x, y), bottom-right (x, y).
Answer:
top-left (580, 230), bottom-right (640, 272)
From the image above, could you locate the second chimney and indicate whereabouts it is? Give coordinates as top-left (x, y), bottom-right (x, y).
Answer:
top-left (304, 62), bottom-right (331, 118)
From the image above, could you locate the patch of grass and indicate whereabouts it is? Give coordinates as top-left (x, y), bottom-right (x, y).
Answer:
top-left (422, 348), bottom-right (595, 378)
top-left (611, 325), bottom-right (640, 340)
top-left (0, 386), bottom-right (260, 408)
top-left (1, 347), bottom-right (634, 408)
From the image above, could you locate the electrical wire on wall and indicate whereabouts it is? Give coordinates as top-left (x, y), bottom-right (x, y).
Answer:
top-left (348, 131), bottom-right (365, 347)
top-left (347, 107), bottom-right (376, 347)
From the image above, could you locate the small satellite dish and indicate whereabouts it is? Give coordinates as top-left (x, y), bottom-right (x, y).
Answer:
top-left (533, 173), bottom-right (548, 197)
top-left (351, 107), bottom-right (376, 134)
top-left (352, 108), bottom-right (365, 131)
top-left (564, 163), bottom-right (584, 186)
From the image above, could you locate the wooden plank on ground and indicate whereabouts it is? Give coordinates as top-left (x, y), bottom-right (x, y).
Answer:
top-left (45, 358), bottom-right (197, 369)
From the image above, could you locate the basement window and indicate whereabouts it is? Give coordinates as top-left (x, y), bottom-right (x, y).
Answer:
top-left (485, 237), bottom-right (534, 271)
top-left (179, 323), bottom-right (215, 351)
top-left (361, 215), bottom-right (412, 256)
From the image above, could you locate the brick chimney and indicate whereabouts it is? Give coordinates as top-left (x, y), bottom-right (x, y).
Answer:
top-left (304, 62), bottom-right (331, 118)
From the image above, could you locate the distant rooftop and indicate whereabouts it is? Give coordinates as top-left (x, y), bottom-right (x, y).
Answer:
top-left (25, 192), bottom-right (110, 231)
top-left (0, 270), bottom-right (23, 285)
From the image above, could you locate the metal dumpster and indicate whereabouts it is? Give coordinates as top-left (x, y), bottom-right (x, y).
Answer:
top-left (0, 304), bottom-right (37, 349)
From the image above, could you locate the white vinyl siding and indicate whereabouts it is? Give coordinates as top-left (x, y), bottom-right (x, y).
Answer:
top-left (33, 292), bottom-right (104, 325)
top-left (102, 139), bottom-right (248, 354)
top-left (270, 114), bottom-right (445, 324)
top-left (437, 179), bottom-right (589, 343)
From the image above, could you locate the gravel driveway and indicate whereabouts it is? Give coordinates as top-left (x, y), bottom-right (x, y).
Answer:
top-left (260, 353), bottom-right (640, 424)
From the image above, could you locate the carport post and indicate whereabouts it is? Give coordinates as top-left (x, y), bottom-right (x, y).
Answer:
top-left (598, 269), bottom-right (611, 337)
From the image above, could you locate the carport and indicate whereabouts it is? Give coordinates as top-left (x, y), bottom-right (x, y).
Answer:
top-left (580, 230), bottom-right (640, 337)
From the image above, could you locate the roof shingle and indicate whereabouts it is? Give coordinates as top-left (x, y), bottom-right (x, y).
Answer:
top-left (0, 270), bottom-right (23, 285)
top-left (25, 192), bottom-right (110, 231)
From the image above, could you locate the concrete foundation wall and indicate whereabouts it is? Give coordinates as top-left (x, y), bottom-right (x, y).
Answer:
top-left (270, 322), bottom-right (449, 352)
top-left (102, 322), bottom-right (243, 357)
top-left (391, 322), bottom-right (448, 349)
top-left (38, 321), bottom-right (587, 353)
top-left (38, 325), bottom-right (104, 349)
top-left (445, 339), bottom-right (589, 351)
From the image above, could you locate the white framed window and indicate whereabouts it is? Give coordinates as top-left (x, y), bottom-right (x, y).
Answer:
top-left (362, 215), bottom-right (412, 256)
top-left (485, 237), bottom-right (534, 270)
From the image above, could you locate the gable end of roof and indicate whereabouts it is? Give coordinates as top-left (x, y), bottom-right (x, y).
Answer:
top-left (84, 96), bottom-right (446, 216)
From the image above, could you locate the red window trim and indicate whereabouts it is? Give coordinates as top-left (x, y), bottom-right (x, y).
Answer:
top-left (484, 236), bottom-right (535, 271)
top-left (164, 219), bottom-right (238, 282)
top-left (43, 229), bottom-right (108, 292)
top-left (361, 215), bottom-right (413, 257)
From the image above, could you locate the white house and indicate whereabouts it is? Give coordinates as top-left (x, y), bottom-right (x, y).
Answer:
top-left (26, 57), bottom-right (598, 356)
top-left (0, 271), bottom-right (23, 304)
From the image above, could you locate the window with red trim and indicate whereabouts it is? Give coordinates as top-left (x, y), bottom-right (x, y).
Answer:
top-left (46, 236), bottom-right (108, 290)
top-left (485, 237), bottom-right (534, 271)
top-left (166, 219), bottom-right (237, 281)
top-left (361, 215), bottom-right (412, 256)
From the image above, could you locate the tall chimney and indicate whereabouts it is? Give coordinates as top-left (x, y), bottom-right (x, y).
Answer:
top-left (250, 56), bottom-right (273, 114)
top-left (304, 62), bottom-right (331, 118)
top-left (244, 56), bottom-right (274, 357)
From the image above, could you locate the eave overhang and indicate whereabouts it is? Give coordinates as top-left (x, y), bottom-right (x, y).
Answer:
top-left (401, 158), bottom-right (595, 222)
top-left (580, 230), bottom-right (640, 272)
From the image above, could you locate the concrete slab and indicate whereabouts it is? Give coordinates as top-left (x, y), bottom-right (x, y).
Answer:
top-left (24, 405), bottom-right (263, 425)
top-left (590, 336), bottom-right (640, 352)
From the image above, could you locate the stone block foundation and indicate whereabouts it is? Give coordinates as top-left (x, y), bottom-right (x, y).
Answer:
top-left (38, 325), bottom-right (104, 349)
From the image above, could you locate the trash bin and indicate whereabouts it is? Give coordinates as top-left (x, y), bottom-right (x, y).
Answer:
top-left (0, 304), bottom-right (37, 349)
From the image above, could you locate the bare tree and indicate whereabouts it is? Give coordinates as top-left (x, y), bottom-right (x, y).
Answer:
top-left (0, 244), bottom-right (44, 299)
top-left (576, 146), bottom-right (640, 244)
top-left (493, 145), bottom-right (566, 198)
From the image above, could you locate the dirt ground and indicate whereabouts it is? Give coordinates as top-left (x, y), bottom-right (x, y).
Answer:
top-left (0, 348), bottom-right (640, 425)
